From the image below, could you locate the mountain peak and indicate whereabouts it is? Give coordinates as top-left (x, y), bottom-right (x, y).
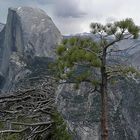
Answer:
top-left (0, 7), bottom-right (62, 90)
top-left (5, 6), bottom-right (62, 58)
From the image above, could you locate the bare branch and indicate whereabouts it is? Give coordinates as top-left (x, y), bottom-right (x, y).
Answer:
top-left (0, 128), bottom-right (29, 134)
top-left (11, 121), bottom-right (53, 126)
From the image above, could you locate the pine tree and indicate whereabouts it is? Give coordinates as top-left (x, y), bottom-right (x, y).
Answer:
top-left (55, 18), bottom-right (140, 140)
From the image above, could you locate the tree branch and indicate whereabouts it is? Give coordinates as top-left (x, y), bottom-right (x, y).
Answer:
top-left (11, 121), bottom-right (53, 126)
top-left (0, 128), bottom-right (29, 134)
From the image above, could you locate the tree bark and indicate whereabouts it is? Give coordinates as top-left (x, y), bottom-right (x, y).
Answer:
top-left (100, 48), bottom-right (109, 140)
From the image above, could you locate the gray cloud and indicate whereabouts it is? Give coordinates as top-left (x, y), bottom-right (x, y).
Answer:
top-left (52, 0), bottom-right (86, 18)
top-left (54, 7), bottom-right (86, 18)
top-left (34, 0), bottom-right (55, 5)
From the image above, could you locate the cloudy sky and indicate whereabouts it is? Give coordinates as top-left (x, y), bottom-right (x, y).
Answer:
top-left (0, 0), bottom-right (140, 35)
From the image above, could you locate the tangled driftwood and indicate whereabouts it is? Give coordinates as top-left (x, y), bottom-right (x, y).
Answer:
top-left (0, 74), bottom-right (57, 140)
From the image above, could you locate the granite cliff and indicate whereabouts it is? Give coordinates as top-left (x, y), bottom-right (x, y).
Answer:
top-left (0, 7), bottom-right (62, 91)
top-left (0, 23), bottom-right (4, 32)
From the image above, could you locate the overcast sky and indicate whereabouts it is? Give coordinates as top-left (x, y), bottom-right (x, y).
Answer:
top-left (0, 0), bottom-right (140, 35)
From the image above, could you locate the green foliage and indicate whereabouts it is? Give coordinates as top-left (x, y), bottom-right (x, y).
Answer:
top-left (62, 39), bottom-right (68, 45)
top-left (69, 37), bottom-right (77, 45)
top-left (90, 18), bottom-right (140, 40)
top-left (56, 44), bottom-right (66, 55)
top-left (49, 112), bottom-right (72, 140)
top-left (55, 37), bottom-right (101, 88)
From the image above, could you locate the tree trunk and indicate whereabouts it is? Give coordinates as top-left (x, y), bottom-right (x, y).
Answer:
top-left (100, 48), bottom-right (109, 140)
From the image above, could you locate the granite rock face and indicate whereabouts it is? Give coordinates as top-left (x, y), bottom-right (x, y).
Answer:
top-left (56, 79), bottom-right (140, 140)
top-left (0, 23), bottom-right (4, 32)
top-left (0, 7), bottom-right (62, 91)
